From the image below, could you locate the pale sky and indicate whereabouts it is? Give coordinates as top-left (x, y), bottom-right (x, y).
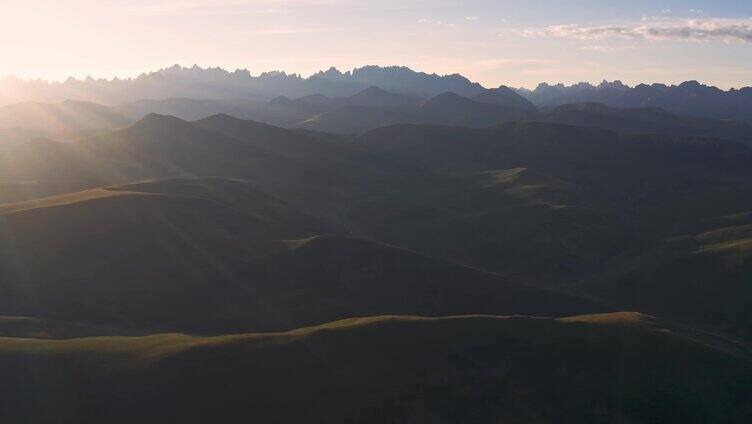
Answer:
top-left (1, 0), bottom-right (751, 88)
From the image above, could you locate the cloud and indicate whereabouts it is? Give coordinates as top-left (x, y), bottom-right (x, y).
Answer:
top-left (522, 18), bottom-right (752, 43)
top-left (476, 58), bottom-right (557, 70)
top-left (465, 16), bottom-right (479, 21)
top-left (248, 26), bottom-right (349, 35)
top-left (579, 45), bottom-right (613, 52)
top-left (417, 18), bottom-right (456, 27)
top-left (135, 0), bottom-right (335, 16)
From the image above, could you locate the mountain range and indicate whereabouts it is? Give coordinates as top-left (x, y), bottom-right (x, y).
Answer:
top-left (3, 64), bottom-right (751, 123)
top-left (517, 79), bottom-right (752, 122)
top-left (0, 65), bottom-right (485, 105)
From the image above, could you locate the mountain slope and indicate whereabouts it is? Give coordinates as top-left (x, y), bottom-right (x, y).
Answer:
top-left (0, 100), bottom-right (132, 139)
top-left (0, 179), bottom-right (323, 333)
top-left (0, 179), bottom-right (607, 334)
top-left (473, 86), bottom-right (537, 112)
top-left (593, 221), bottom-right (752, 338)
top-left (419, 92), bottom-right (533, 127)
top-left (0, 313), bottom-right (749, 423)
top-left (116, 97), bottom-right (265, 121)
top-left (541, 102), bottom-right (752, 145)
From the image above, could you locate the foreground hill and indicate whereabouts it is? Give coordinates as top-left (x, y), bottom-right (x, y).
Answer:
top-left (0, 313), bottom-right (749, 423)
top-left (592, 219), bottom-right (752, 338)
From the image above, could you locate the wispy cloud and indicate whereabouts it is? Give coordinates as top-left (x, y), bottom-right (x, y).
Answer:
top-left (465, 16), bottom-right (479, 21)
top-left (135, 0), bottom-right (335, 16)
top-left (476, 58), bottom-right (557, 70)
top-left (522, 18), bottom-right (752, 43)
top-left (579, 45), bottom-right (613, 52)
top-left (417, 18), bottom-right (456, 28)
top-left (250, 27), bottom-right (338, 35)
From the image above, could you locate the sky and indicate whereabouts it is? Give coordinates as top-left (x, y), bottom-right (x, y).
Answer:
top-left (0, 0), bottom-right (751, 89)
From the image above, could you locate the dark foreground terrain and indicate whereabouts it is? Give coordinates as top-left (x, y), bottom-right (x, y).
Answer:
top-left (1, 313), bottom-right (750, 424)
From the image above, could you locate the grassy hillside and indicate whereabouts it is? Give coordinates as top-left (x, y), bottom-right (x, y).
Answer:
top-left (4, 114), bottom-right (752, 339)
top-left (0, 178), bottom-right (323, 333)
top-left (593, 220), bottom-right (752, 338)
top-left (0, 313), bottom-right (749, 423)
top-left (0, 178), bottom-right (606, 334)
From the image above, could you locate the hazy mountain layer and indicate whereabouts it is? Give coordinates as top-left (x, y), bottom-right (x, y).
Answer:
top-left (517, 80), bottom-right (752, 123)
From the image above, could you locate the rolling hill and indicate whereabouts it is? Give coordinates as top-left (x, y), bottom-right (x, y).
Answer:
top-left (4, 113), bottom-right (752, 339)
top-left (0, 178), bottom-right (607, 334)
top-left (591, 220), bottom-right (752, 338)
top-left (0, 313), bottom-right (749, 423)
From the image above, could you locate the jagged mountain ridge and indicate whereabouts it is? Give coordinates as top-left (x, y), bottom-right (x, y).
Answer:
top-left (516, 80), bottom-right (752, 123)
top-left (0, 64), bottom-right (486, 106)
